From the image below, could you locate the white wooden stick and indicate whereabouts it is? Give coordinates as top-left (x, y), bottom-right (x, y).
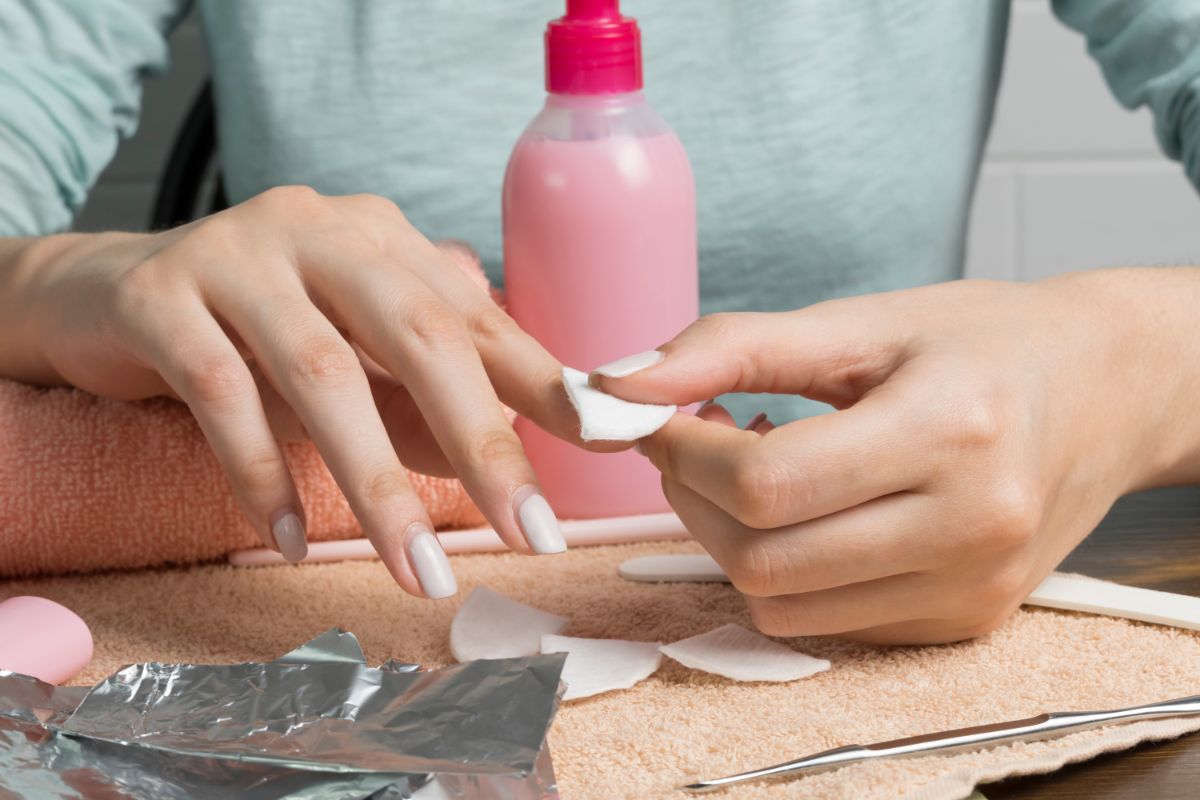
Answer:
top-left (617, 555), bottom-right (1200, 632)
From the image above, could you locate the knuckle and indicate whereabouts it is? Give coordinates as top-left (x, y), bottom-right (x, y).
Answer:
top-left (111, 260), bottom-right (167, 317)
top-left (287, 336), bottom-right (360, 387)
top-left (362, 467), bottom-right (413, 506)
top-left (402, 297), bottom-right (469, 351)
top-left (980, 480), bottom-right (1041, 550)
top-left (467, 303), bottom-right (518, 343)
top-left (723, 541), bottom-right (783, 597)
top-left (747, 597), bottom-right (807, 637)
top-left (976, 566), bottom-right (1027, 609)
top-left (728, 450), bottom-right (796, 529)
top-left (232, 451), bottom-right (289, 498)
top-left (255, 184), bottom-right (321, 211)
top-left (948, 377), bottom-right (1007, 450)
top-left (470, 427), bottom-right (527, 467)
top-left (179, 354), bottom-right (252, 407)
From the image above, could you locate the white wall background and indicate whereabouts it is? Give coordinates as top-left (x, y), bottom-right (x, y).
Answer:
top-left (75, 2), bottom-right (1200, 279)
top-left (968, 0), bottom-right (1200, 280)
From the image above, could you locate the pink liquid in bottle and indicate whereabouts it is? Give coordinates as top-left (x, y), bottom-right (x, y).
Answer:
top-left (503, 1), bottom-right (698, 518)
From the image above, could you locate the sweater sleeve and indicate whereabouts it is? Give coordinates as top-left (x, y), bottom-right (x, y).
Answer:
top-left (0, 0), bottom-right (189, 235)
top-left (1053, 0), bottom-right (1200, 190)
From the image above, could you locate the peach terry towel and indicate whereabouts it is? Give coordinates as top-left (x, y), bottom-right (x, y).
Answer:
top-left (0, 244), bottom-right (494, 578)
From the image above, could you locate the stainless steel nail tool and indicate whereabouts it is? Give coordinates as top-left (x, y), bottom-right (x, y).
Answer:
top-left (680, 693), bottom-right (1200, 793)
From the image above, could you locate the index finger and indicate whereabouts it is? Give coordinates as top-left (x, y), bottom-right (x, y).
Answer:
top-left (639, 391), bottom-right (932, 529)
top-left (589, 306), bottom-right (905, 408)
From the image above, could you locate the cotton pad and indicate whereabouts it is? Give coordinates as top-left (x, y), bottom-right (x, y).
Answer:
top-left (450, 587), bottom-right (568, 662)
top-left (660, 623), bottom-right (830, 683)
top-left (540, 634), bottom-right (663, 701)
top-left (562, 367), bottom-right (676, 441)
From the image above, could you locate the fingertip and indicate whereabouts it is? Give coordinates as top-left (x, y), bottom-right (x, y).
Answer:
top-left (271, 510), bottom-right (308, 563)
top-left (404, 524), bottom-right (458, 599)
top-left (696, 401), bottom-right (736, 426)
top-left (590, 349), bottom-right (665, 381)
top-left (514, 487), bottom-right (567, 554)
top-left (743, 412), bottom-right (767, 431)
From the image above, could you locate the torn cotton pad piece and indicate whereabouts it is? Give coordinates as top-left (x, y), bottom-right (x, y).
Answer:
top-left (450, 587), bottom-right (568, 662)
top-left (562, 367), bottom-right (676, 441)
top-left (660, 623), bottom-right (830, 683)
top-left (540, 634), bottom-right (663, 701)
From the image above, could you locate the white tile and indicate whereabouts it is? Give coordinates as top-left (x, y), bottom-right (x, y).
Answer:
top-left (987, 2), bottom-right (1159, 159)
top-left (72, 182), bottom-right (155, 232)
top-left (1017, 162), bottom-right (1200, 279)
top-left (965, 164), bottom-right (1017, 280)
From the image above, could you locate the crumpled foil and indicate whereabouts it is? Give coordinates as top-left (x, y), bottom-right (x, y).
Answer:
top-left (0, 627), bottom-right (564, 799)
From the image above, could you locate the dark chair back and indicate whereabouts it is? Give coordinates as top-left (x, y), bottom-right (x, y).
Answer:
top-left (150, 81), bottom-right (228, 229)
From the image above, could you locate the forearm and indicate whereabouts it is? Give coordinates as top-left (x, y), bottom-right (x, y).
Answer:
top-left (1043, 266), bottom-right (1200, 490)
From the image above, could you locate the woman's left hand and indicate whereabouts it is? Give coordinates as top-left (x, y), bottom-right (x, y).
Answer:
top-left (591, 270), bottom-right (1200, 644)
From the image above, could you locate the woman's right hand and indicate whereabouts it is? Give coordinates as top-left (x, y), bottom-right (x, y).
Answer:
top-left (0, 186), bottom-right (585, 597)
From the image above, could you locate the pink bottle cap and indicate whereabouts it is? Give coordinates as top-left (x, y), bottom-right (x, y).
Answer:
top-left (0, 596), bottom-right (93, 685)
top-left (545, 0), bottom-right (642, 95)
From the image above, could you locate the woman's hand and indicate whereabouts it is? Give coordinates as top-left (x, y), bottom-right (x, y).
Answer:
top-left (0, 186), bottom-right (583, 597)
top-left (591, 271), bottom-right (1200, 643)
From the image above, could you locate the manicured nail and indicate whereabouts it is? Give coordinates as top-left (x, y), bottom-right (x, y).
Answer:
top-left (744, 412), bottom-right (768, 431)
top-left (592, 350), bottom-right (665, 379)
top-left (515, 488), bottom-right (567, 554)
top-left (405, 524), bottom-right (457, 599)
top-left (271, 511), bottom-right (308, 563)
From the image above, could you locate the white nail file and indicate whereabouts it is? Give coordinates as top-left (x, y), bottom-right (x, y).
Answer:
top-left (617, 555), bottom-right (1200, 632)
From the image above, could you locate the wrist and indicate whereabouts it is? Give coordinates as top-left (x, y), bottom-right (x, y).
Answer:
top-left (1041, 267), bottom-right (1200, 492)
top-left (0, 232), bottom-right (138, 385)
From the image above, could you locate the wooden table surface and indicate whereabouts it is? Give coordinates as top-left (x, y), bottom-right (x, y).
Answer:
top-left (981, 486), bottom-right (1200, 799)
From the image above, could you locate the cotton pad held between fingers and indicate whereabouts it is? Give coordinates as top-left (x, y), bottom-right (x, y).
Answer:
top-left (562, 367), bottom-right (675, 441)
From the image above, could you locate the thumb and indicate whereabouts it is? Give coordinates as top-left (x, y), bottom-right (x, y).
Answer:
top-left (588, 306), bottom-right (903, 407)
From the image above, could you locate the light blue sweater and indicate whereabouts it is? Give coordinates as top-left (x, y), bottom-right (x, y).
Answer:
top-left (4, 1), bottom-right (1200, 420)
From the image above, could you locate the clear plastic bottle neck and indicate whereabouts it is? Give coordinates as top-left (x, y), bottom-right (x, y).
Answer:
top-left (545, 90), bottom-right (645, 111)
top-left (529, 90), bottom-right (669, 141)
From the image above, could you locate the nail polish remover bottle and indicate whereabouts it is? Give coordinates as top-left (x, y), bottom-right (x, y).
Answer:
top-left (503, 0), bottom-right (698, 518)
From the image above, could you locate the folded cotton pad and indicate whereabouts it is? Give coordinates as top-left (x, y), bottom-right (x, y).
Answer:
top-left (562, 367), bottom-right (676, 441)
top-left (450, 587), bottom-right (568, 662)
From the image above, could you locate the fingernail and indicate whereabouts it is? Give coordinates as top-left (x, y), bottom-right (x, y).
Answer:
top-left (515, 488), bottom-right (567, 554)
top-left (744, 412), bottom-right (768, 431)
top-left (405, 524), bottom-right (457, 599)
top-left (271, 511), bottom-right (308, 563)
top-left (592, 350), bottom-right (665, 379)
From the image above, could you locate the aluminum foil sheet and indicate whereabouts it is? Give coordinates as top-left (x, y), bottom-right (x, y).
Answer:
top-left (0, 628), bottom-right (564, 799)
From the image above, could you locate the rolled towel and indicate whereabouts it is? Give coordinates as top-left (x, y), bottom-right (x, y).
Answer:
top-left (0, 244), bottom-right (495, 577)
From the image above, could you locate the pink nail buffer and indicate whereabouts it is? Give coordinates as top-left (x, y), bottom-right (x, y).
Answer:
top-left (0, 595), bottom-right (94, 684)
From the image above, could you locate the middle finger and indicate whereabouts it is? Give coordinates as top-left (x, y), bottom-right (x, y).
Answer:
top-left (664, 478), bottom-right (939, 596)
